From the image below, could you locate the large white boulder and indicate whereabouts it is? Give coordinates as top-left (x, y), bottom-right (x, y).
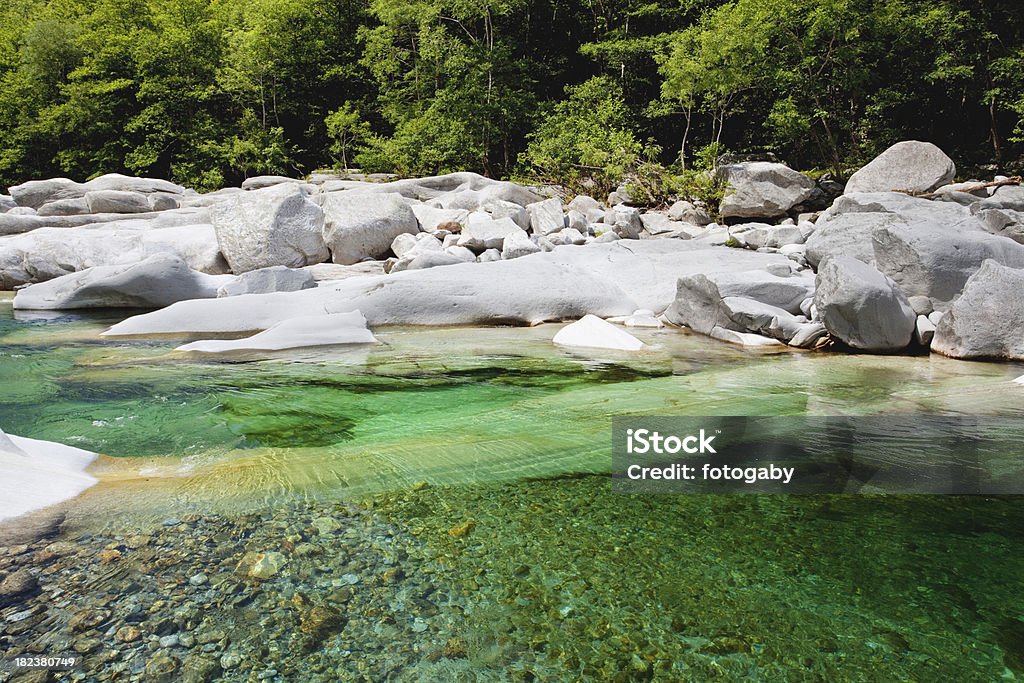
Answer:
top-left (0, 219), bottom-right (228, 289)
top-left (321, 192), bottom-right (418, 265)
top-left (8, 178), bottom-right (86, 209)
top-left (8, 174), bottom-right (186, 210)
top-left (217, 266), bottom-right (316, 297)
top-left (844, 141), bottom-right (955, 195)
top-left (177, 311), bottom-right (376, 354)
top-left (932, 260), bottom-right (1024, 360)
top-left (814, 256), bottom-right (916, 351)
top-left (212, 183), bottom-right (328, 273)
top-left (552, 314), bottom-right (644, 351)
top-left (718, 162), bottom-right (816, 220)
top-left (0, 428), bottom-right (97, 523)
top-left (102, 241), bottom-right (798, 337)
top-left (13, 253), bottom-right (229, 310)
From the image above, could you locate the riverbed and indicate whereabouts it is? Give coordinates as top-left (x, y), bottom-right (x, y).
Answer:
top-left (1, 297), bottom-right (1023, 681)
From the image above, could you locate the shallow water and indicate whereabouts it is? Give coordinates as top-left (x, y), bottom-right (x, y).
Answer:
top-left (1, 300), bottom-right (1024, 680)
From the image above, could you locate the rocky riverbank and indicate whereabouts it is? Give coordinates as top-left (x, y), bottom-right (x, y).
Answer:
top-left (1, 140), bottom-right (1023, 361)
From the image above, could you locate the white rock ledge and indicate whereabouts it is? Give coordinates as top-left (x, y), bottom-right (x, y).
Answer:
top-left (175, 311), bottom-right (376, 354)
top-left (0, 429), bottom-right (98, 523)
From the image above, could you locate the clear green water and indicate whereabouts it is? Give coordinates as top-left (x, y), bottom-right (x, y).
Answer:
top-left (2, 298), bottom-right (1024, 680)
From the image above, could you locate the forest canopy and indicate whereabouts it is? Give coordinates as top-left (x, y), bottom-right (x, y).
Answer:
top-left (0, 0), bottom-right (1022, 191)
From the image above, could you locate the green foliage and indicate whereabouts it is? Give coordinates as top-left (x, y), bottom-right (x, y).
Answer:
top-left (325, 103), bottom-right (371, 170)
top-left (521, 76), bottom-right (644, 195)
top-left (675, 142), bottom-right (728, 215)
top-left (0, 0), bottom-right (1023, 190)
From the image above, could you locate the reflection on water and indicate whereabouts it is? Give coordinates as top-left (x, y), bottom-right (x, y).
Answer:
top-left (1, 302), bottom-right (1024, 680)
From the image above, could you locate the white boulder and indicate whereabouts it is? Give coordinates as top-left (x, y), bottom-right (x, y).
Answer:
top-left (0, 428), bottom-right (97, 523)
top-left (844, 141), bottom-right (955, 195)
top-left (553, 314), bottom-right (645, 351)
top-left (527, 197), bottom-right (566, 235)
top-left (718, 162), bottom-right (816, 220)
top-left (13, 253), bottom-right (229, 310)
top-left (457, 213), bottom-right (520, 252)
top-left (321, 192), bottom-right (418, 265)
top-left (212, 183), bottom-right (328, 273)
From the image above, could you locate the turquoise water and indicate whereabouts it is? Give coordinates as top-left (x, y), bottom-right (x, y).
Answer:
top-left (2, 298), bottom-right (1024, 680)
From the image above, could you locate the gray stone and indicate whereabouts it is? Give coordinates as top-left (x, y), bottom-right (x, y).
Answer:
top-left (814, 256), bottom-right (916, 351)
top-left (606, 205), bottom-right (643, 239)
top-left (668, 200), bottom-right (713, 225)
top-left (871, 222), bottom-right (1024, 307)
top-left (501, 229), bottom-right (542, 259)
top-left (481, 199), bottom-right (530, 230)
top-left (213, 183), bottom-right (328, 273)
top-left (567, 195), bottom-right (601, 214)
top-left (566, 210), bottom-right (588, 233)
top-left (321, 192), bottom-right (418, 265)
top-left (907, 295), bottom-right (933, 316)
top-left (844, 141), bottom-right (955, 195)
top-left (478, 248), bottom-right (502, 262)
top-left (932, 260), bottom-right (1024, 360)
top-left (36, 197), bottom-right (91, 216)
top-left (737, 224), bottom-right (804, 250)
top-left (718, 162), bottom-right (816, 220)
top-left (457, 213), bottom-right (520, 252)
top-left (915, 315), bottom-right (936, 345)
top-left (527, 197), bottom-right (566, 235)
top-left (973, 207), bottom-right (1024, 244)
top-left (84, 190), bottom-right (152, 214)
top-left (444, 245), bottom-right (477, 262)
top-left (9, 178), bottom-right (85, 208)
top-left (410, 205), bottom-right (468, 233)
top-left (391, 250), bottom-right (468, 273)
top-left (555, 228), bottom-right (587, 245)
top-left (788, 322), bottom-right (828, 348)
top-left (241, 175), bottom-right (301, 191)
top-left (217, 266), bottom-right (316, 297)
top-left (13, 253), bottom-right (227, 310)
top-left (664, 268), bottom-right (815, 338)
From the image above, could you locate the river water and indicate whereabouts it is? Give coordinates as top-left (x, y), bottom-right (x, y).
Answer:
top-left (1, 296), bottom-right (1023, 681)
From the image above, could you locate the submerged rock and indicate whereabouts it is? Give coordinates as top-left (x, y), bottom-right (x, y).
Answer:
top-left (176, 311), bottom-right (376, 355)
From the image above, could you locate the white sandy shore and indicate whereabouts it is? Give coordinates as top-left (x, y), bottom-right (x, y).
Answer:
top-left (0, 429), bottom-right (98, 522)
